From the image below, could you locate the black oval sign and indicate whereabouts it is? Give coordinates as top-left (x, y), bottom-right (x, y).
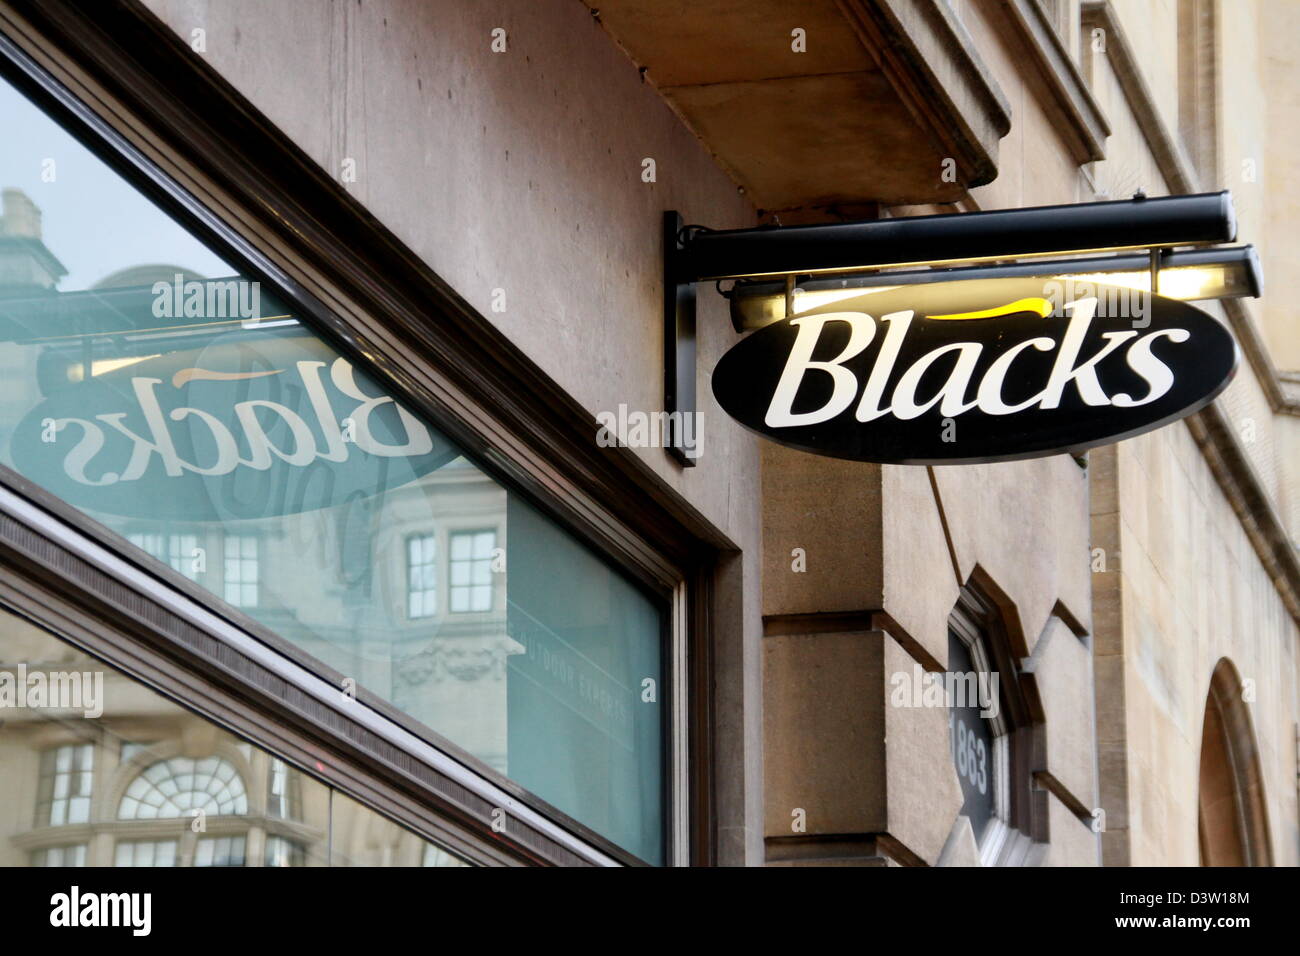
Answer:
top-left (711, 277), bottom-right (1238, 464)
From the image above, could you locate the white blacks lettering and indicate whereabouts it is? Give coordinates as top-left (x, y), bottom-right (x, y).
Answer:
top-left (765, 313), bottom-right (875, 427)
top-left (54, 357), bottom-right (432, 487)
top-left (763, 297), bottom-right (1191, 428)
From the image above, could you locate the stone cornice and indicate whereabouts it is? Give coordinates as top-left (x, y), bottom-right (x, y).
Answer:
top-left (1081, 1), bottom-right (1196, 189)
top-left (839, 0), bottom-right (1012, 187)
top-left (998, 0), bottom-right (1111, 162)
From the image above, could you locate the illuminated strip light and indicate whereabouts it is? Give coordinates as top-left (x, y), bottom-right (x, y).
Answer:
top-left (726, 245), bottom-right (1261, 330)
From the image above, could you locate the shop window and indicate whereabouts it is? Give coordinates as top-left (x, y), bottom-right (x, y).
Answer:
top-left (0, 601), bottom-right (470, 866)
top-left (35, 743), bottom-right (93, 827)
top-left (117, 756), bottom-right (249, 820)
top-left (31, 844), bottom-right (87, 867)
top-left (0, 67), bottom-right (666, 863)
top-left (114, 840), bottom-right (179, 867)
top-left (406, 533), bottom-right (437, 618)
top-left (449, 530), bottom-right (495, 612)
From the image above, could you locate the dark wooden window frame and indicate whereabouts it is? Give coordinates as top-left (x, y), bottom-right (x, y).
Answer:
top-left (0, 0), bottom-right (733, 866)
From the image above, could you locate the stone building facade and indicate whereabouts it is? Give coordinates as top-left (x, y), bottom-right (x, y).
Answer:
top-left (0, 0), bottom-right (1294, 867)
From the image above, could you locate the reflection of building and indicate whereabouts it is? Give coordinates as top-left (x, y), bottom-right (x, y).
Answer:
top-left (114, 460), bottom-right (515, 775)
top-left (0, 200), bottom-right (518, 781)
top-left (0, 168), bottom-right (658, 859)
top-left (0, 608), bottom-right (466, 867)
top-left (0, 190), bottom-right (61, 462)
top-left (0, 188), bottom-right (64, 291)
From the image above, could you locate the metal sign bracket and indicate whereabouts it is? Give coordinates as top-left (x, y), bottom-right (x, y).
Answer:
top-left (664, 211), bottom-right (698, 466)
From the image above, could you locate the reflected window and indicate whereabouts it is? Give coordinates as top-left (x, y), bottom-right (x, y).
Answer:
top-left (120, 741), bottom-right (150, 763)
top-left (0, 602), bottom-right (470, 867)
top-left (195, 835), bottom-right (246, 867)
top-left (223, 535), bottom-right (259, 608)
top-left (114, 840), bottom-right (178, 867)
top-left (31, 844), bottom-right (86, 867)
top-left (406, 533), bottom-right (437, 618)
top-left (266, 757), bottom-right (300, 820)
top-left (449, 530), bottom-right (494, 612)
top-left (265, 836), bottom-right (305, 868)
top-left (128, 531), bottom-right (200, 580)
top-left (117, 756), bottom-right (248, 819)
top-left (35, 743), bottom-right (93, 827)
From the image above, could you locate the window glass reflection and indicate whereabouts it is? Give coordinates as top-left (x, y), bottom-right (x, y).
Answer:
top-left (31, 844), bottom-right (86, 867)
top-left (36, 742), bottom-right (93, 826)
top-left (0, 71), bottom-right (666, 862)
top-left (114, 840), bottom-right (178, 867)
top-left (0, 603), bottom-right (470, 866)
top-left (195, 835), bottom-right (246, 867)
top-left (117, 755), bottom-right (248, 819)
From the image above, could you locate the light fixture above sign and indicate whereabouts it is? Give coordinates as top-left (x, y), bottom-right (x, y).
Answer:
top-left (673, 191), bottom-right (1237, 282)
top-left (725, 245), bottom-right (1262, 331)
top-left (662, 192), bottom-right (1256, 466)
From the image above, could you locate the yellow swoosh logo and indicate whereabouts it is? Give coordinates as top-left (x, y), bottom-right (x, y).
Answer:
top-left (172, 367), bottom-right (283, 388)
top-left (927, 297), bottom-right (1054, 321)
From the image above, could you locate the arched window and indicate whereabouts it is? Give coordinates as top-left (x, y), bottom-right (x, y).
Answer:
top-left (1198, 659), bottom-right (1272, 866)
top-left (948, 585), bottom-right (1042, 865)
top-left (117, 756), bottom-right (248, 820)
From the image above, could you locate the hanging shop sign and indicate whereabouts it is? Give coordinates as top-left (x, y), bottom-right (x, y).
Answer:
top-left (10, 329), bottom-right (459, 520)
top-left (709, 276), bottom-right (1238, 464)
